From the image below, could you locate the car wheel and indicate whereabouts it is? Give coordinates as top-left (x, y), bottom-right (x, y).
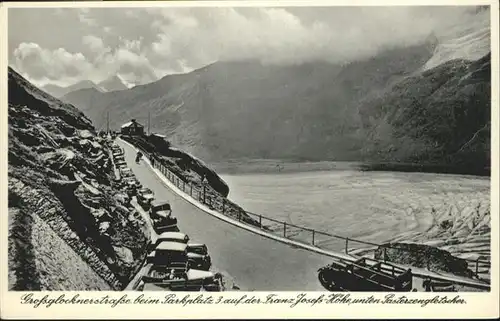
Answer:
top-left (318, 270), bottom-right (339, 291)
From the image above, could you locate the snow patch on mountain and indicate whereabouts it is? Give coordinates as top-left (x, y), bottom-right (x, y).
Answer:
top-left (424, 9), bottom-right (490, 70)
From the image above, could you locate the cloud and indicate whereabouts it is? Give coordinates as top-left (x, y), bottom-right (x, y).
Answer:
top-left (8, 6), bottom-right (490, 87)
top-left (146, 6), bottom-right (488, 67)
top-left (82, 35), bottom-right (105, 53)
top-left (13, 42), bottom-right (92, 81)
top-left (77, 8), bottom-right (97, 26)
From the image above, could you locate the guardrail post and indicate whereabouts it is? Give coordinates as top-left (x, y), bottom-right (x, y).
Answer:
top-left (237, 211), bottom-right (241, 221)
top-left (222, 199), bottom-right (225, 214)
top-left (383, 247), bottom-right (387, 262)
top-left (284, 222), bottom-right (287, 237)
top-left (475, 257), bottom-right (480, 277)
top-left (259, 215), bottom-right (262, 228)
top-left (183, 181), bottom-right (185, 191)
top-left (345, 238), bottom-right (349, 254)
top-left (312, 230), bottom-right (315, 246)
top-left (190, 184), bottom-right (193, 196)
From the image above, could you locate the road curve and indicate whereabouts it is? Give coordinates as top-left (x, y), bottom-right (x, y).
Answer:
top-left (118, 140), bottom-right (332, 291)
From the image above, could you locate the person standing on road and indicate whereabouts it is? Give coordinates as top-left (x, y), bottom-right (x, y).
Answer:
top-left (135, 150), bottom-right (143, 163)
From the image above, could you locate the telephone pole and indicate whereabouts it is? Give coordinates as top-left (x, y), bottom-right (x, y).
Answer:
top-left (148, 111), bottom-right (151, 135)
top-left (106, 110), bottom-right (110, 133)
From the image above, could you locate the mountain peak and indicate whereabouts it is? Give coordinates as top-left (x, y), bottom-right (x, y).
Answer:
top-left (41, 79), bottom-right (102, 98)
top-left (98, 75), bottom-right (128, 92)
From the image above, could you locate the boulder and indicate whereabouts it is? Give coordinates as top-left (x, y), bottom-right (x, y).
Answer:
top-left (99, 221), bottom-right (111, 234)
top-left (79, 130), bottom-right (94, 139)
top-left (113, 246), bottom-right (134, 266)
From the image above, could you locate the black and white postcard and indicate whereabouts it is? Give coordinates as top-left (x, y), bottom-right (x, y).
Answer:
top-left (1, 0), bottom-right (498, 319)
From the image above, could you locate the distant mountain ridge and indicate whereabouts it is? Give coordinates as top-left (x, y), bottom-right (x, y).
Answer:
top-left (61, 11), bottom-right (491, 173)
top-left (97, 76), bottom-right (129, 92)
top-left (42, 80), bottom-right (102, 98)
top-left (42, 75), bottom-right (128, 98)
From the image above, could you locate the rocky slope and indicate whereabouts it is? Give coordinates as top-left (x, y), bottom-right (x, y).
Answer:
top-left (123, 133), bottom-right (230, 197)
top-left (358, 52), bottom-right (490, 174)
top-left (8, 67), bottom-right (149, 290)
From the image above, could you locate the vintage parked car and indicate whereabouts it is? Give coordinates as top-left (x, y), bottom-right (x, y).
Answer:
top-left (156, 232), bottom-right (190, 244)
top-left (139, 282), bottom-right (172, 292)
top-left (115, 160), bottom-right (127, 168)
top-left (120, 167), bottom-right (134, 178)
top-left (146, 242), bottom-right (189, 265)
top-left (187, 243), bottom-right (208, 256)
top-left (123, 180), bottom-right (140, 197)
top-left (112, 151), bottom-right (124, 158)
top-left (147, 241), bottom-right (211, 271)
top-left (422, 279), bottom-right (457, 292)
top-left (151, 210), bottom-right (178, 234)
top-left (137, 187), bottom-right (155, 208)
top-left (141, 263), bottom-right (222, 291)
top-left (149, 200), bottom-right (172, 218)
top-left (186, 251), bottom-right (211, 271)
top-left (148, 232), bottom-right (189, 251)
top-left (149, 201), bottom-right (176, 233)
top-left (318, 257), bottom-right (413, 292)
top-left (152, 219), bottom-right (178, 234)
top-left (122, 176), bottom-right (140, 185)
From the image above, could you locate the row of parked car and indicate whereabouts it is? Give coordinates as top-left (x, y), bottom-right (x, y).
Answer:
top-left (109, 141), bottom-right (223, 291)
top-left (141, 231), bottom-right (222, 291)
top-left (111, 145), bottom-right (142, 200)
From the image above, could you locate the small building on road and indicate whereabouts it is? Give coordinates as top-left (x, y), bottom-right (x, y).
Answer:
top-left (121, 119), bottom-right (144, 136)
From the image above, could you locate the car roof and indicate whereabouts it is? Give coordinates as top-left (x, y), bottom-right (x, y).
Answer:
top-left (142, 283), bottom-right (171, 291)
top-left (187, 243), bottom-right (206, 248)
top-left (151, 200), bottom-right (170, 207)
top-left (158, 232), bottom-right (188, 239)
top-left (155, 241), bottom-right (188, 252)
top-left (186, 269), bottom-right (215, 280)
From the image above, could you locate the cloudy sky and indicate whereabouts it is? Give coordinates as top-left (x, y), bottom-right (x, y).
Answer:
top-left (8, 5), bottom-right (486, 88)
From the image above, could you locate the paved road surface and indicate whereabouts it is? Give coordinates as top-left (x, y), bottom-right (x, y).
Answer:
top-left (118, 140), bottom-right (332, 291)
